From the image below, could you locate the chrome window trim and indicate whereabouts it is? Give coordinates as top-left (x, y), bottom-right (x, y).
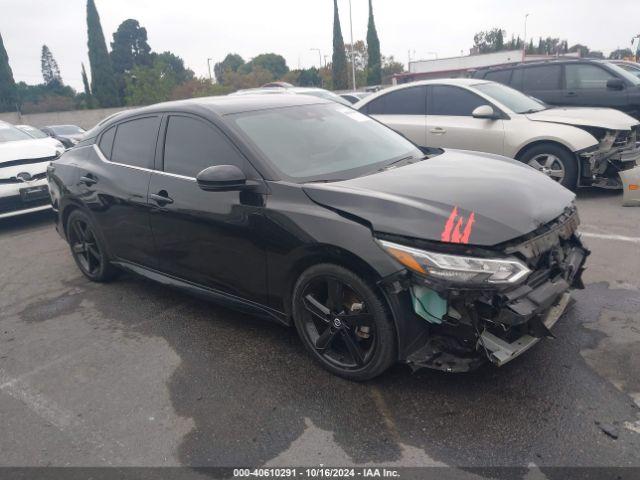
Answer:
top-left (93, 144), bottom-right (197, 182)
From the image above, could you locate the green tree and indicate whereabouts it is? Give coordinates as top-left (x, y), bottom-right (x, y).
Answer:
top-left (609, 48), bottom-right (633, 59)
top-left (41, 45), bottom-right (62, 87)
top-left (110, 19), bottom-right (152, 74)
top-left (381, 55), bottom-right (404, 81)
top-left (81, 62), bottom-right (94, 108)
top-left (331, 0), bottom-right (349, 90)
top-left (152, 51), bottom-right (193, 83)
top-left (472, 28), bottom-right (507, 54)
top-left (86, 0), bottom-right (120, 107)
top-left (243, 53), bottom-right (289, 79)
top-left (124, 55), bottom-right (179, 105)
top-left (298, 67), bottom-right (322, 87)
top-left (214, 53), bottom-right (245, 83)
top-left (0, 31), bottom-right (17, 112)
top-left (366, 0), bottom-right (381, 86)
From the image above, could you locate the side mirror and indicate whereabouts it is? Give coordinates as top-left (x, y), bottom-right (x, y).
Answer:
top-left (606, 78), bottom-right (625, 90)
top-left (196, 165), bottom-right (248, 191)
top-left (472, 105), bottom-right (499, 120)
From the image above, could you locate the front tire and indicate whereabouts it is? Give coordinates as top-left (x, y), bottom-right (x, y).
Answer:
top-left (66, 209), bottom-right (118, 282)
top-left (292, 264), bottom-right (397, 381)
top-left (519, 143), bottom-right (579, 190)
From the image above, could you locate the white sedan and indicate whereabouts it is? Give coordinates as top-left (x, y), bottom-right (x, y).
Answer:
top-left (0, 122), bottom-right (63, 219)
top-left (355, 78), bottom-right (640, 190)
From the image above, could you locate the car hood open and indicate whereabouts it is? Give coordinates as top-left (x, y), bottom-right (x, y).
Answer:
top-left (303, 150), bottom-right (576, 247)
top-left (526, 107), bottom-right (639, 131)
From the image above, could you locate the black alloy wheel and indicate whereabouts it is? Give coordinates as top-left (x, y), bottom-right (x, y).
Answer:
top-left (292, 264), bottom-right (396, 381)
top-left (67, 210), bottom-right (117, 282)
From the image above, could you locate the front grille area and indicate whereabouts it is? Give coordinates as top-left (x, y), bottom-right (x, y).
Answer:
top-left (0, 172), bottom-right (48, 184)
top-left (0, 194), bottom-right (50, 214)
top-left (0, 155), bottom-right (57, 169)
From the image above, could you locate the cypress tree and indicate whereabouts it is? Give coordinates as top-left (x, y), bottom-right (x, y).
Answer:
top-left (86, 0), bottom-right (120, 107)
top-left (331, 0), bottom-right (349, 90)
top-left (81, 63), bottom-right (94, 108)
top-left (0, 31), bottom-right (17, 112)
top-left (366, 0), bottom-right (381, 86)
top-left (41, 45), bottom-right (62, 86)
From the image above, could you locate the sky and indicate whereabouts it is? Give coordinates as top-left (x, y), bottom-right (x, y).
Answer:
top-left (2, 0), bottom-right (639, 91)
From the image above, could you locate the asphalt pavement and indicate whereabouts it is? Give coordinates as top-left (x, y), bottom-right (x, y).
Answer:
top-left (0, 189), bottom-right (639, 476)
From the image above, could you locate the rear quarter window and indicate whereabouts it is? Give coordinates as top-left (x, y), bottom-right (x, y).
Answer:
top-left (98, 126), bottom-right (116, 159)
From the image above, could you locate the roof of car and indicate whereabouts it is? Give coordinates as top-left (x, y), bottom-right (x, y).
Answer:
top-left (101, 94), bottom-right (330, 122)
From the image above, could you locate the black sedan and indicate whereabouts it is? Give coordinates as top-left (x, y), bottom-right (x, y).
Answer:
top-left (47, 95), bottom-right (588, 380)
top-left (41, 124), bottom-right (86, 148)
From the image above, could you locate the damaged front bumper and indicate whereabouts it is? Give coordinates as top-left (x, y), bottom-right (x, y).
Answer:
top-left (382, 208), bottom-right (589, 373)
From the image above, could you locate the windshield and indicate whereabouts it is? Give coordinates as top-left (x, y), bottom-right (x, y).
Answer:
top-left (230, 103), bottom-right (422, 182)
top-left (18, 125), bottom-right (48, 139)
top-left (0, 124), bottom-right (34, 143)
top-left (50, 125), bottom-right (85, 135)
top-left (474, 82), bottom-right (547, 114)
top-left (604, 62), bottom-right (640, 85)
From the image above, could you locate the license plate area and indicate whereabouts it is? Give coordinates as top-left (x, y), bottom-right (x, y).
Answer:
top-left (20, 185), bottom-right (49, 202)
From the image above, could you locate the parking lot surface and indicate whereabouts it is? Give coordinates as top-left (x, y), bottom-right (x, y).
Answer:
top-left (1, 189), bottom-right (639, 472)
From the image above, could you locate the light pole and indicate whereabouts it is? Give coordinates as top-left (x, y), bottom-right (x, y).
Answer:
top-left (348, 0), bottom-right (357, 91)
top-left (523, 13), bottom-right (530, 61)
top-left (310, 48), bottom-right (322, 68)
top-left (207, 58), bottom-right (213, 82)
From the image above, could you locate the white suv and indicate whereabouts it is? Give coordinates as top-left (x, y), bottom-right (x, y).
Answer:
top-left (355, 78), bottom-right (640, 190)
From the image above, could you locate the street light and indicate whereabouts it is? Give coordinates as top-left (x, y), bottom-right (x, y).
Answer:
top-left (348, 0), bottom-right (357, 91)
top-left (207, 58), bottom-right (213, 82)
top-left (310, 48), bottom-right (322, 68)
top-left (523, 13), bottom-right (530, 61)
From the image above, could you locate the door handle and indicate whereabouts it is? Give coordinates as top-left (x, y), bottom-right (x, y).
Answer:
top-left (430, 127), bottom-right (446, 134)
top-left (79, 175), bottom-right (97, 186)
top-left (150, 191), bottom-right (174, 205)
top-left (566, 91), bottom-right (577, 97)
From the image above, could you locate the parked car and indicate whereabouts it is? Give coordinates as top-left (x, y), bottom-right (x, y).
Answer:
top-left (48, 94), bottom-right (588, 380)
top-left (231, 86), bottom-right (353, 106)
top-left (609, 60), bottom-right (640, 78)
top-left (473, 58), bottom-right (640, 119)
top-left (0, 121), bottom-right (62, 219)
top-left (355, 78), bottom-right (640, 190)
top-left (41, 124), bottom-right (86, 148)
top-left (340, 92), bottom-right (371, 104)
top-left (261, 81), bottom-right (294, 88)
top-left (15, 124), bottom-right (66, 151)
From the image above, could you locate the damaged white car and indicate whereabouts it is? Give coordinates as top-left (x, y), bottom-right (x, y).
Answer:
top-left (356, 79), bottom-right (640, 190)
top-left (0, 121), bottom-right (63, 219)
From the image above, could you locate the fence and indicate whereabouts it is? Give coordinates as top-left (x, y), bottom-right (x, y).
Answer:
top-left (0, 106), bottom-right (134, 130)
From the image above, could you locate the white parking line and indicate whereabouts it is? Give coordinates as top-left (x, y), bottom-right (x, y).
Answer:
top-left (580, 232), bottom-right (640, 244)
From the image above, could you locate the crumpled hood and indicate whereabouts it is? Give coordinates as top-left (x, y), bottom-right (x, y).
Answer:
top-left (303, 150), bottom-right (575, 246)
top-left (526, 107), bottom-right (639, 131)
top-left (0, 138), bottom-right (58, 164)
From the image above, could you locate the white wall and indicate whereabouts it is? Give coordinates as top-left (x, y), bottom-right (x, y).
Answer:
top-left (0, 106), bottom-right (135, 130)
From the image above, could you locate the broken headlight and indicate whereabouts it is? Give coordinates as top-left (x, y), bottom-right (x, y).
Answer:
top-left (378, 240), bottom-right (531, 286)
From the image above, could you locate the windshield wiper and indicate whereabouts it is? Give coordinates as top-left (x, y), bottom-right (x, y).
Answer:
top-left (378, 155), bottom-right (417, 172)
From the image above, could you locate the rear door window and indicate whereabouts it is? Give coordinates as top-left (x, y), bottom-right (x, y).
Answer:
top-left (111, 116), bottom-right (161, 169)
top-left (364, 86), bottom-right (427, 115)
top-left (522, 65), bottom-right (562, 90)
top-left (485, 69), bottom-right (512, 85)
top-left (98, 126), bottom-right (116, 159)
top-left (428, 85), bottom-right (487, 116)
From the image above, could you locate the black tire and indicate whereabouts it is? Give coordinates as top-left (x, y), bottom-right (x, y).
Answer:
top-left (292, 263), bottom-right (397, 381)
top-left (66, 209), bottom-right (118, 282)
top-left (519, 143), bottom-right (579, 191)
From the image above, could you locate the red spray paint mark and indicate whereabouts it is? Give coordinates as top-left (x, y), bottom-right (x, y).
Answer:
top-left (441, 207), bottom-right (475, 244)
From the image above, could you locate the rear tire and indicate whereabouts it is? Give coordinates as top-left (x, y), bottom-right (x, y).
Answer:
top-left (66, 209), bottom-right (118, 282)
top-left (292, 263), bottom-right (397, 381)
top-left (519, 143), bottom-right (579, 191)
